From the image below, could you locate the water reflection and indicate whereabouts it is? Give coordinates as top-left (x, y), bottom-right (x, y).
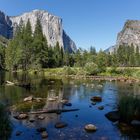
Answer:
top-left (0, 72), bottom-right (139, 140)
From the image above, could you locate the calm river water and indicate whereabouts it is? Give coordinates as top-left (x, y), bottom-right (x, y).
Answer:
top-left (0, 72), bottom-right (140, 140)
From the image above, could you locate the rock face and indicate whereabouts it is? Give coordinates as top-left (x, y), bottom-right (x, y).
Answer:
top-left (0, 11), bottom-right (13, 39)
top-left (0, 10), bottom-right (76, 52)
top-left (106, 20), bottom-right (140, 53)
top-left (116, 20), bottom-right (140, 48)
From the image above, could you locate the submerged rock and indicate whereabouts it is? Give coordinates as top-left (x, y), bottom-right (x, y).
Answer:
top-left (98, 106), bottom-right (104, 110)
top-left (105, 111), bottom-right (120, 122)
top-left (84, 124), bottom-right (97, 132)
top-left (91, 96), bottom-right (102, 102)
top-left (55, 122), bottom-right (68, 128)
top-left (41, 131), bottom-right (48, 138)
top-left (38, 115), bottom-right (45, 120)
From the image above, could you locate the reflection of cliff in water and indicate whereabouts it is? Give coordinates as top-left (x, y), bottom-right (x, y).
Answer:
top-left (13, 85), bottom-right (65, 129)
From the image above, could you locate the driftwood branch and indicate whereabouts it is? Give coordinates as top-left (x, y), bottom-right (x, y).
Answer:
top-left (6, 81), bottom-right (31, 89)
top-left (30, 109), bottom-right (79, 114)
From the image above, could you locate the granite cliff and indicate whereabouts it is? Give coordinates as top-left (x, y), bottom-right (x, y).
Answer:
top-left (106, 20), bottom-right (140, 53)
top-left (0, 10), bottom-right (76, 52)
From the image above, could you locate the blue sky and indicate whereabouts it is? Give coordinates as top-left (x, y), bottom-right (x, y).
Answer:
top-left (0, 0), bottom-right (140, 51)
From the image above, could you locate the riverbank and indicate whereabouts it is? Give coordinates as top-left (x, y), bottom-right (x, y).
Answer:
top-left (24, 67), bottom-right (140, 82)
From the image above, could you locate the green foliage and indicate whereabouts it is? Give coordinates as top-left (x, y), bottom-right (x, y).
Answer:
top-left (115, 45), bottom-right (140, 67)
top-left (119, 95), bottom-right (140, 123)
top-left (63, 66), bottom-right (76, 75)
top-left (96, 50), bottom-right (107, 72)
top-left (132, 69), bottom-right (140, 78)
top-left (4, 17), bottom-right (140, 73)
top-left (0, 44), bottom-right (5, 69)
top-left (0, 104), bottom-right (12, 140)
top-left (107, 67), bottom-right (117, 74)
top-left (84, 62), bottom-right (99, 75)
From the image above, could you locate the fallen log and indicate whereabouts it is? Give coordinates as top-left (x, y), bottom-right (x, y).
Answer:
top-left (6, 81), bottom-right (31, 89)
top-left (6, 81), bottom-right (15, 85)
top-left (30, 109), bottom-right (79, 114)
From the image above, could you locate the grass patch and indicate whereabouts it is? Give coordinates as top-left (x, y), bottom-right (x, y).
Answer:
top-left (118, 95), bottom-right (140, 123)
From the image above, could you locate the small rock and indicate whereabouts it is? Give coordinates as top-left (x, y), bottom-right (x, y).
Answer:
top-left (38, 115), bottom-right (45, 120)
top-left (55, 122), bottom-right (68, 128)
top-left (41, 131), bottom-right (48, 138)
top-left (91, 96), bottom-right (102, 102)
top-left (16, 131), bottom-right (22, 136)
top-left (84, 124), bottom-right (97, 132)
top-left (97, 85), bottom-right (103, 88)
top-left (98, 106), bottom-right (104, 110)
top-left (23, 96), bottom-right (33, 102)
top-left (131, 120), bottom-right (140, 126)
top-left (16, 113), bottom-right (28, 120)
top-left (37, 127), bottom-right (46, 132)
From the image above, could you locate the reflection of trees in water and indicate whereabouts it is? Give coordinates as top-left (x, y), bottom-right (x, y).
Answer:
top-left (0, 71), bottom-right (5, 85)
top-left (117, 82), bottom-right (140, 96)
top-left (0, 104), bottom-right (12, 140)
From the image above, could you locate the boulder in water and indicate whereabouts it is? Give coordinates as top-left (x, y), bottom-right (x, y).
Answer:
top-left (91, 96), bottom-right (102, 102)
top-left (55, 122), bottom-right (68, 128)
top-left (84, 124), bottom-right (97, 132)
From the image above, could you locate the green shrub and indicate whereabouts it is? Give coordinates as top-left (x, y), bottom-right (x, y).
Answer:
top-left (84, 62), bottom-right (99, 75)
top-left (132, 70), bottom-right (140, 78)
top-left (107, 67), bottom-right (117, 74)
top-left (63, 66), bottom-right (76, 75)
top-left (117, 68), bottom-right (133, 76)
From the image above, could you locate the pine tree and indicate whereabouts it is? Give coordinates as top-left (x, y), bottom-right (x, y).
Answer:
top-left (0, 44), bottom-right (5, 69)
top-left (135, 46), bottom-right (140, 66)
top-left (21, 19), bottom-right (33, 70)
top-left (32, 18), bottom-right (49, 69)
